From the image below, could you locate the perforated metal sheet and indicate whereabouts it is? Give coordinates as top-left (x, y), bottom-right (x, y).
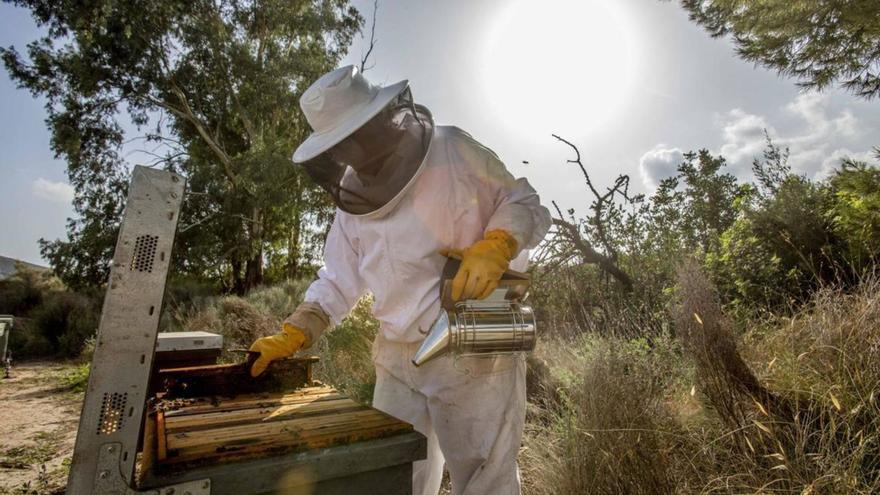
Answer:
top-left (67, 167), bottom-right (185, 494)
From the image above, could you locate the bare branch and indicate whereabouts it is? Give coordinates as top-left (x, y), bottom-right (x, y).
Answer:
top-left (552, 133), bottom-right (600, 198)
top-left (359, 0), bottom-right (379, 73)
top-left (548, 200), bottom-right (634, 291)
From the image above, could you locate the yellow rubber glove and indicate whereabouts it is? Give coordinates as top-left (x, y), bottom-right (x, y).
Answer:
top-left (249, 323), bottom-right (307, 377)
top-left (440, 230), bottom-right (518, 301)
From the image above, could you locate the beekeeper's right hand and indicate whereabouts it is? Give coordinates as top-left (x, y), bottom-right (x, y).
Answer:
top-left (249, 323), bottom-right (307, 377)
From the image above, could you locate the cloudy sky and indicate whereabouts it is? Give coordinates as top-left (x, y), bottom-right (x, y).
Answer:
top-left (1, 0), bottom-right (878, 265)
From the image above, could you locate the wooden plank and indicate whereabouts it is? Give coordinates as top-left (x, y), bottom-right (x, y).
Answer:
top-left (156, 411), bottom-right (168, 462)
top-left (163, 417), bottom-right (413, 467)
top-left (167, 408), bottom-right (399, 450)
top-left (139, 410), bottom-right (157, 484)
top-left (164, 397), bottom-right (366, 433)
top-left (161, 386), bottom-right (340, 417)
top-left (152, 384), bottom-right (415, 471)
top-left (168, 414), bottom-right (409, 457)
top-left (143, 432), bottom-right (427, 487)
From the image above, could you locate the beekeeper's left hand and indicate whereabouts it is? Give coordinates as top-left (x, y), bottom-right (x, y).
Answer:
top-left (248, 323), bottom-right (307, 377)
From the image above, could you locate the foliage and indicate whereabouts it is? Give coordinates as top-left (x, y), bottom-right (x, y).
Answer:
top-left (706, 142), bottom-right (880, 314)
top-left (2, 0), bottom-right (363, 292)
top-left (650, 149), bottom-right (747, 255)
top-left (827, 159), bottom-right (880, 266)
top-left (1, 265), bottom-right (99, 358)
top-left (0, 263), bottom-right (62, 316)
top-left (32, 292), bottom-right (100, 357)
top-left (60, 363), bottom-right (90, 393)
top-left (677, 0), bottom-right (880, 99)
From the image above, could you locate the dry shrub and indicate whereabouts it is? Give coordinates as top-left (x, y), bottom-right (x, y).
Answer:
top-left (676, 259), bottom-right (792, 444)
top-left (521, 334), bottom-right (685, 495)
top-left (530, 263), bottom-right (668, 341)
top-left (171, 281), bottom-right (309, 362)
top-left (523, 264), bottom-right (880, 494)
top-left (675, 261), bottom-right (880, 493)
top-left (737, 277), bottom-right (880, 494)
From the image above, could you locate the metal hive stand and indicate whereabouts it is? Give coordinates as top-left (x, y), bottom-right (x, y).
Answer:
top-left (66, 166), bottom-right (207, 495)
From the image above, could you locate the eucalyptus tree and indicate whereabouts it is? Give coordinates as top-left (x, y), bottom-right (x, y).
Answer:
top-left (2, 0), bottom-right (362, 291)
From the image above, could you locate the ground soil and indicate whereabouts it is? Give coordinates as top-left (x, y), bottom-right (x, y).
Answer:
top-left (0, 361), bottom-right (82, 494)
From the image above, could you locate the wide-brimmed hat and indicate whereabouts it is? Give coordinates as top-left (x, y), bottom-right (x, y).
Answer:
top-left (292, 65), bottom-right (409, 163)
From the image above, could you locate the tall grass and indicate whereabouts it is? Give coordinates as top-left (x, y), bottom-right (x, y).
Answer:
top-left (522, 264), bottom-right (880, 494)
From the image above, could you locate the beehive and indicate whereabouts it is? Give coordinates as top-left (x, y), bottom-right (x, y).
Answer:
top-left (152, 385), bottom-right (413, 471)
top-left (137, 358), bottom-right (425, 495)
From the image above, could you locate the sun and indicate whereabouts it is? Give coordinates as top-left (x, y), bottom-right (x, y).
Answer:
top-left (481, 0), bottom-right (637, 139)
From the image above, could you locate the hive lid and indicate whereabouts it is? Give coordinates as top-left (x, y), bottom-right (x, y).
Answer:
top-left (156, 331), bottom-right (223, 352)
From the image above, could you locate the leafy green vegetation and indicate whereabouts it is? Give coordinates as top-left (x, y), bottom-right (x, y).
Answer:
top-left (676, 0), bottom-right (880, 99)
top-left (2, 0), bottom-right (363, 292)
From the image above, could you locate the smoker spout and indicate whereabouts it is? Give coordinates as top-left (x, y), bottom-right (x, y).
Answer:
top-left (412, 311), bottom-right (451, 367)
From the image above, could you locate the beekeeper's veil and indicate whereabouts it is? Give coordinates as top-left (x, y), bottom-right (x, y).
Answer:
top-left (293, 65), bottom-right (432, 215)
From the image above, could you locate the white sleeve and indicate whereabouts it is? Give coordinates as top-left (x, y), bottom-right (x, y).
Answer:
top-left (303, 214), bottom-right (365, 326)
top-left (485, 162), bottom-right (552, 252)
top-left (471, 142), bottom-right (552, 252)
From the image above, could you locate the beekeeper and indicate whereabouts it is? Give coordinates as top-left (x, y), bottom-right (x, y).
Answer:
top-left (249, 65), bottom-right (551, 495)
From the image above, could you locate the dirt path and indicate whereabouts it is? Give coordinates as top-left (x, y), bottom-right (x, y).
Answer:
top-left (0, 361), bottom-right (83, 494)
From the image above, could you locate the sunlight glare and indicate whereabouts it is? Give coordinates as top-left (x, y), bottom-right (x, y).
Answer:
top-left (482, 0), bottom-right (637, 139)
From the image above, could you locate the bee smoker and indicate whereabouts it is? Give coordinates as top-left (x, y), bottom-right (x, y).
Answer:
top-left (412, 254), bottom-right (537, 367)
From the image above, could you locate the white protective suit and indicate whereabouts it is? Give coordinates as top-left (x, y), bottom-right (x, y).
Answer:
top-left (303, 124), bottom-right (551, 495)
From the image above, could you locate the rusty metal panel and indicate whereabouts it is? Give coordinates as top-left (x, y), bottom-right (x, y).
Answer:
top-left (67, 166), bottom-right (185, 494)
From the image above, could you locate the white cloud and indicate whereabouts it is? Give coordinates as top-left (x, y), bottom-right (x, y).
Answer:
top-left (32, 178), bottom-right (75, 203)
top-left (638, 91), bottom-right (876, 190)
top-left (713, 92), bottom-right (870, 178)
top-left (785, 92), bottom-right (861, 140)
top-left (718, 108), bottom-right (774, 171)
top-left (639, 145), bottom-right (684, 190)
top-left (817, 148), bottom-right (877, 179)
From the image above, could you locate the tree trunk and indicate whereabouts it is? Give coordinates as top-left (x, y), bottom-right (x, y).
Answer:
top-left (243, 207), bottom-right (264, 292)
top-left (287, 207), bottom-right (302, 280)
top-left (231, 257), bottom-right (244, 295)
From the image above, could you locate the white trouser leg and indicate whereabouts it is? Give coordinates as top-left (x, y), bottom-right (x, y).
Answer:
top-left (422, 356), bottom-right (526, 495)
top-left (372, 364), bottom-right (445, 495)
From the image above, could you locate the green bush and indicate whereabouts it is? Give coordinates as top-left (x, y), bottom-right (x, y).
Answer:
top-left (0, 264), bottom-right (60, 316)
top-left (706, 171), bottom-right (866, 314)
top-left (61, 362), bottom-right (91, 392)
top-left (312, 296), bottom-right (378, 404)
top-left (827, 160), bottom-right (880, 268)
top-left (28, 292), bottom-right (99, 358)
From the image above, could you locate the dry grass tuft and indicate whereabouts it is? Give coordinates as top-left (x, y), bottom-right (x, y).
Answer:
top-left (521, 334), bottom-right (686, 495)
